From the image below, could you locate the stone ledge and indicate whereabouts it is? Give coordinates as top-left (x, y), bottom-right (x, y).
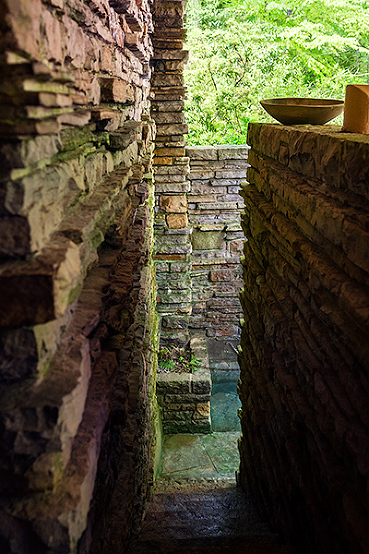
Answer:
top-left (186, 144), bottom-right (250, 161)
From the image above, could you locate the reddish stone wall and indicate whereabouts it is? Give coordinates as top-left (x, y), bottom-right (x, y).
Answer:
top-left (0, 1), bottom-right (159, 552)
top-left (238, 123), bottom-right (369, 554)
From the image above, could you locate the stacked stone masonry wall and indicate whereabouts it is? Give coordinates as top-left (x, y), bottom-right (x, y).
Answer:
top-left (152, 141), bottom-right (248, 350)
top-left (153, 144), bottom-right (248, 433)
top-left (151, 0), bottom-right (192, 347)
top-left (187, 145), bottom-right (248, 345)
top-left (238, 123), bottom-right (369, 554)
top-left (0, 1), bottom-right (159, 552)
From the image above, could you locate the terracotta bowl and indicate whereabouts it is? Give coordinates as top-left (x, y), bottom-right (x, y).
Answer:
top-left (260, 97), bottom-right (344, 125)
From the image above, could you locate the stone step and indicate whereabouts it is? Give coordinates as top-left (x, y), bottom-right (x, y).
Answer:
top-left (129, 482), bottom-right (294, 554)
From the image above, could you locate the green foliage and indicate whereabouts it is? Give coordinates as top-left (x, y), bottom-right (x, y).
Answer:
top-left (159, 358), bottom-right (176, 371)
top-left (158, 345), bottom-right (202, 373)
top-left (185, 0), bottom-right (369, 144)
top-left (189, 355), bottom-right (201, 372)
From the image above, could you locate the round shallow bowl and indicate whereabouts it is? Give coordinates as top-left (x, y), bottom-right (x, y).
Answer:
top-left (260, 97), bottom-right (344, 125)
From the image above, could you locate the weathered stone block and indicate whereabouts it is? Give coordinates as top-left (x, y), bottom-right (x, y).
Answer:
top-left (99, 78), bottom-right (133, 104)
top-left (155, 243), bottom-right (192, 256)
top-left (151, 74), bottom-right (184, 88)
top-left (156, 373), bottom-right (191, 394)
top-left (154, 146), bottom-right (186, 156)
top-left (157, 289), bottom-right (191, 304)
top-left (192, 377), bottom-right (211, 395)
top-left (167, 213), bottom-right (188, 228)
top-left (193, 403), bottom-right (211, 419)
top-left (159, 194), bottom-right (187, 213)
top-left (163, 410), bottom-right (193, 421)
top-left (186, 146), bottom-right (218, 160)
top-left (215, 170), bottom-right (247, 179)
top-left (153, 253), bottom-right (188, 262)
top-left (161, 315), bottom-right (190, 329)
top-left (169, 260), bottom-right (192, 273)
top-left (155, 232), bottom-right (190, 245)
top-left (189, 195), bottom-right (216, 204)
top-left (153, 112), bottom-right (186, 125)
top-left (192, 230), bottom-right (224, 251)
top-left (153, 157), bottom-right (173, 165)
top-left (155, 182), bottom-right (191, 193)
top-left (188, 170), bottom-right (215, 180)
top-left (197, 202), bottom-right (238, 211)
top-left (191, 183), bottom-right (226, 195)
top-left (155, 123), bottom-right (189, 136)
top-left (154, 165), bottom-right (189, 177)
top-left (155, 173), bottom-right (187, 183)
top-left (217, 144), bottom-right (250, 160)
top-left (209, 269), bottom-right (233, 282)
top-left (198, 224), bottom-right (225, 231)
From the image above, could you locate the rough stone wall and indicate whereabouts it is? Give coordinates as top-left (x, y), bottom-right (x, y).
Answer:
top-left (150, 0), bottom-right (192, 348)
top-left (0, 1), bottom-right (158, 552)
top-left (187, 145), bottom-right (248, 357)
top-left (238, 123), bottom-right (369, 554)
top-left (152, 141), bottom-right (248, 349)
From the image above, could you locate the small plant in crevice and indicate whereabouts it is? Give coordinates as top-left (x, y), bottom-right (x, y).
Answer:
top-left (188, 355), bottom-right (202, 372)
top-left (158, 344), bottom-right (202, 374)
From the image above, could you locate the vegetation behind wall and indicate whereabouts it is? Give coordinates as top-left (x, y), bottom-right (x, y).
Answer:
top-left (185, 0), bottom-right (369, 145)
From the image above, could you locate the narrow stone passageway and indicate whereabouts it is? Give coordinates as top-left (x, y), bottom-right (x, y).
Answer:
top-left (127, 335), bottom-right (288, 553)
top-left (1, 0), bottom-right (369, 552)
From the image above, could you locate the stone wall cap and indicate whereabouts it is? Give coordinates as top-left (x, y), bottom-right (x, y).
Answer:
top-left (186, 146), bottom-right (218, 160)
top-left (217, 145), bottom-right (250, 160)
top-left (157, 372), bottom-right (192, 384)
top-left (249, 122), bottom-right (369, 145)
top-left (187, 145), bottom-right (216, 151)
top-left (217, 144), bottom-right (250, 150)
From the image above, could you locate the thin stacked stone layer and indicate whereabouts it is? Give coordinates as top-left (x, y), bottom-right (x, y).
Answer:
top-left (187, 145), bottom-right (248, 346)
top-left (150, 0), bottom-right (192, 347)
top-left (0, 1), bottom-right (158, 552)
top-left (238, 123), bottom-right (369, 554)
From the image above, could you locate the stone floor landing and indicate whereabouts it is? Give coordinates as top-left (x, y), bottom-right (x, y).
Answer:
top-left (129, 480), bottom-right (295, 553)
top-left (159, 432), bottom-right (240, 481)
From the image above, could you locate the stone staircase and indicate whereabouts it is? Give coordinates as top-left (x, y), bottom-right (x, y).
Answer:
top-left (129, 480), bottom-right (295, 554)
